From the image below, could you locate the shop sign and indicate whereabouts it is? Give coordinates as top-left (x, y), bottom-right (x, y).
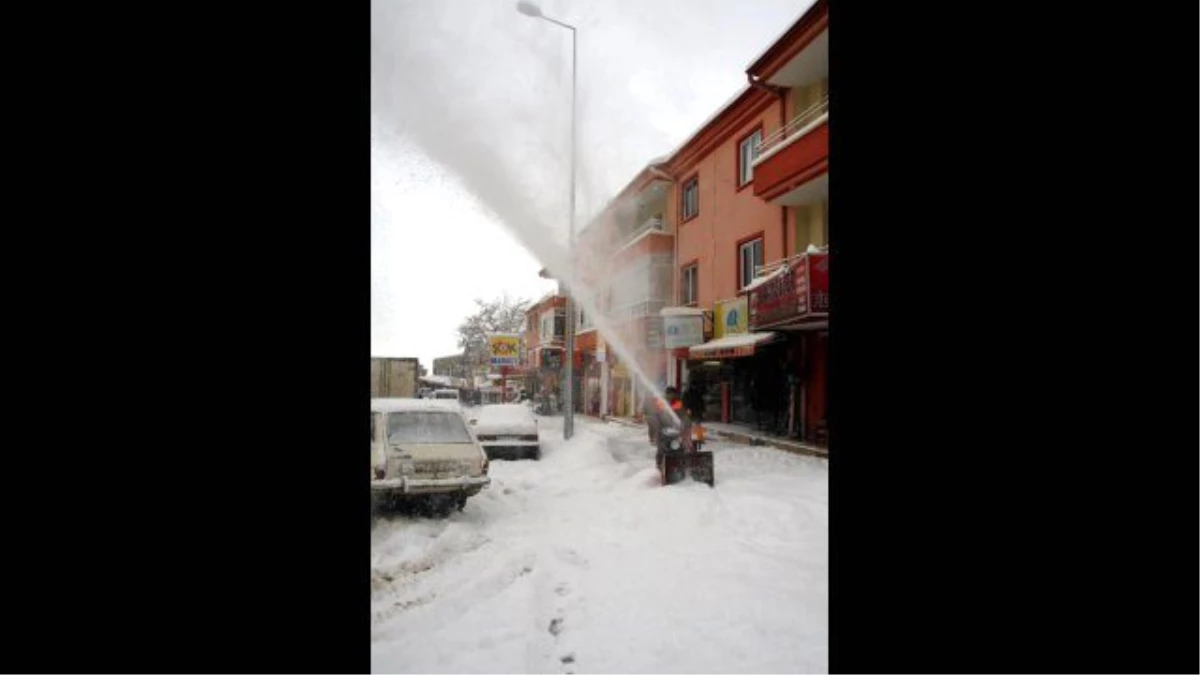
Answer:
top-left (487, 333), bottom-right (521, 367)
top-left (663, 314), bottom-right (704, 348)
top-left (714, 298), bottom-right (748, 338)
top-left (645, 316), bottom-right (664, 350)
top-left (748, 252), bottom-right (829, 329)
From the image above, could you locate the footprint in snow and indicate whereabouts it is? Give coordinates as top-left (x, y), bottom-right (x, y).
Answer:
top-left (555, 547), bottom-right (588, 569)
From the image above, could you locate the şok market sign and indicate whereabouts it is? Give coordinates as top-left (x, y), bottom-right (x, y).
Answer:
top-left (487, 333), bottom-right (521, 367)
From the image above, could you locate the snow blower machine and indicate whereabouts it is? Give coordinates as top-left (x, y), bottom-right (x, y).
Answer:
top-left (657, 416), bottom-right (714, 487)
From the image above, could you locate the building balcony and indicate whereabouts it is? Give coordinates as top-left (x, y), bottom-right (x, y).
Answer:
top-left (751, 94), bottom-right (827, 204)
top-left (610, 299), bottom-right (669, 323)
top-left (628, 215), bottom-right (665, 240)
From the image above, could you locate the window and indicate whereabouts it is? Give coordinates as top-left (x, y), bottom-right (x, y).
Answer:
top-left (551, 309), bottom-right (566, 339)
top-left (681, 264), bottom-right (698, 305)
top-left (738, 129), bottom-right (763, 186)
top-left (682, 177), bottom-right (699, 220)
top-left (387, 412), bottom-right (472, 444)
top-left (739, 238), bottom-right (764, 289)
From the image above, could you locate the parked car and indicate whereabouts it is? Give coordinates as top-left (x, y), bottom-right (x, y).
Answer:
top-left (371, 398), bottom-right (490, 515)
top-left (432, 388), bottom-right (461, 405)
top-left (469, 403), bottom-right (540, 460)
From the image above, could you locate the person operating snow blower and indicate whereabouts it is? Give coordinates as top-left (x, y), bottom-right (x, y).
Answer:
top-left (655, 387), bottom-right (714, 487)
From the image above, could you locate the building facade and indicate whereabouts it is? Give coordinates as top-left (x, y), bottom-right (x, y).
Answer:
top-left (556, 0), bottom-right (828, 446)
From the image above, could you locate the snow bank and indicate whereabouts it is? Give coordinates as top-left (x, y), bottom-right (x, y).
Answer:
top-left (372, 417), bottom-right (827, 673)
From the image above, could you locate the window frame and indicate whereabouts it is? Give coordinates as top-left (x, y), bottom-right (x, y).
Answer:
top-left (680, 174), bottom-right (700, 223)
top-left (736, 125), bottom-right (764, 189)
top-left (680, 261), bottom-right (699, 306)
top-left (737, 234), bottom-right (765, 290)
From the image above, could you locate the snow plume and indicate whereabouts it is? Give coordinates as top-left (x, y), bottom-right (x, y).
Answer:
top-left (371, 0), bottom-right (679, 420)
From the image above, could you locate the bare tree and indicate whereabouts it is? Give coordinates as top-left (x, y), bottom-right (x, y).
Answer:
top-left (457, 295), bottom-right (530, 375)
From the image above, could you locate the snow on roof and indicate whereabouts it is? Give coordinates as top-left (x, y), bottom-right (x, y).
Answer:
top-left (700, 332), bottom-right (778, 349)
top-left (477, 404), bottom-right (535, 424)
top-left (474, 403), bottom-right (536, 434)
top-left (742, 263), bottom-right (789, 294)
top-left (371, 398), bottom-right (464, 413)
top-left (689, 332), bottom-right (780, 357)
top-left (661, 306), bottom-right (706, 317)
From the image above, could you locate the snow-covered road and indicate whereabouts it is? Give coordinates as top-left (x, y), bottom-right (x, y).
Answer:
top-left (371, 414), bottom-right (828, 673)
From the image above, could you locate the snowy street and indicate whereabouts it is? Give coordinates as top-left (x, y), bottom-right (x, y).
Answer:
top-left (371, 414), bottom-right (827, 674)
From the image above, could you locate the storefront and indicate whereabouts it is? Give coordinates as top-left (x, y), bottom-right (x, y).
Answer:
top-left (574, 329), bottom-right (602, 415)
top-left (528, 346), bottom-right (564, 401)
top-left (745, 251), bottom-right (829, 445)
top-left (609, 359), bottom-right (633, 418)
top-left (687, 314), bottom-right (781, 425)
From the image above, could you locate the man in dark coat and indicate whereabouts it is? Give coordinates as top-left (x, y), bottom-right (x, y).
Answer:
top-left (682, 379), bottom-right (706, 423)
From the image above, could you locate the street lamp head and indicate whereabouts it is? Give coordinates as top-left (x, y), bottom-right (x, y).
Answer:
top-left (516, 1), bottom-right (543, 18)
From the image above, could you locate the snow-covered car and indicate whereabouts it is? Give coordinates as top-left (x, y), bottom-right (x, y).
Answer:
top-left (371, 398), bottom-right (490, 513)
top-left (469, 404), bottom-right (540, 460)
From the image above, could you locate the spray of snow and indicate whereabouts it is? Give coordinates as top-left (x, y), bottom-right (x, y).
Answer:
top-left (371, 0), bottom-right (681, 421)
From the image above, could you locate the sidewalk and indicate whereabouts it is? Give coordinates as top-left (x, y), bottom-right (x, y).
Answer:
top-left (583, 414), bottom-right (828, 459)
top-left (701, 421), bottom-right (828, 459)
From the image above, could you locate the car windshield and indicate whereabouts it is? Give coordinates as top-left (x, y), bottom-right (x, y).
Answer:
top-left (387, 411), bottom-right (472, 444)
top-left (435, 391), bottom-right (458, 399)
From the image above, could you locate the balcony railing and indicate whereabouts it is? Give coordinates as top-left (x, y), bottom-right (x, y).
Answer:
top-left (617, 215), bottom-right (666, 249)
top-left (754, 246), bottom-right (830, 278)
top-left (754, 93), bottom-right (829, 164)
top-left (610, 299), bottom-right (669, 322)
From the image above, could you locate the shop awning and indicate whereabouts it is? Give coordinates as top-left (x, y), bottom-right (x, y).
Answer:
top-left (688, 332), bottom-right (780, 359)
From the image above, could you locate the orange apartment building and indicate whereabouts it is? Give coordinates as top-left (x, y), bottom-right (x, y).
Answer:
top-left (559, 0), bottom-right (828, 444)
top-left (663, 0), bottom-right (828, 445)
top-left (573, 162), bottom-right (676, 419)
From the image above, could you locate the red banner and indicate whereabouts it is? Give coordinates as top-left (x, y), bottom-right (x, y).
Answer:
top-left (809, 252), bottom-right (829, 315)
top-left (748, 252), bottom-right (829, 329)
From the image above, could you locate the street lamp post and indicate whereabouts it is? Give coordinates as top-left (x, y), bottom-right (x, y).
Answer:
top-left (517, 0), bottom-right (577, 440)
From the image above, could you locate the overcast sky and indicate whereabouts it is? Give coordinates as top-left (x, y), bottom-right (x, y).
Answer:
top-left (371, 0), bottom-right (815, 371)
